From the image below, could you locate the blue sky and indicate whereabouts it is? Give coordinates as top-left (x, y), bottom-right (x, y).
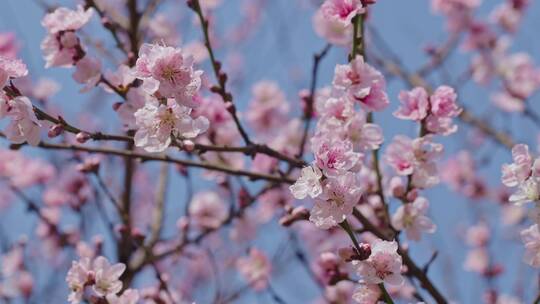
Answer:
top-left (2, 0), bottom-right (540, 303)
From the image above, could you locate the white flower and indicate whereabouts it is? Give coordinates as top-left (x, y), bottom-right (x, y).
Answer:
top-left (289, 166), bottom-right (323, 199)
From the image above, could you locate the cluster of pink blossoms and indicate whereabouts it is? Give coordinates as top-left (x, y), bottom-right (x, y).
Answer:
top-left (394, 85), bottom-right (462, 135)
top-left (0, 56), bottom-right (42, 145)
top-left (41, 5), bottom-right (94, 68)
top-left (66, 255), bottom-right (137, 304)
top-left (290, 54), bottom-right (386, 229)
top-left (501, 144), bottom-right (540, 268)
top-left (132, 43), bottom-right (209, 152)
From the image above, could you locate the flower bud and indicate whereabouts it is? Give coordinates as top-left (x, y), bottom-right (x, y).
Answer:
top-left (76, 132), bottom-right (91, 143)
top-left (182, 139), bottom-right (195, 152)
top-left (48, 124), bottom-right (64, 138)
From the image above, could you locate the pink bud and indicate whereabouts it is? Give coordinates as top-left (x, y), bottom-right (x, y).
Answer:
top-left (48, 124), bottom-right (64, 138)
top-left (406, 188), bottom-right (418, 202)
top-left (224, 101), bottom-right (235, 113)
top-left (76, 132), bottom-right (91, 143)
top-left (182, 139), bottom-right (195, 152)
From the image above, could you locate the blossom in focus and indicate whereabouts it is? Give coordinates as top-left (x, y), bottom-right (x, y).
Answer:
top-left (521, 224), bottom-right (540, 267)
top-left (385, 135), bottom-right (443, 188)
top-left (394, 87), bottom-right (429, 121)
top-left (66, 256), bottom-right (125, 303)
top-left (333, 55), bottom-right (389, 112)
top-left (501, 144), bottom-right (540, 205)
top-left (133, 98), bottom-right (209, 152)
top-left (135, 43), bottom-right (203, 107)
top-left (236, 248), bottom-right (271, 291)
top-left (290, 166), bottom-right (323, 199)
top-left (312, 8), bottom-right (353, 46)
top-left (310, 172), bottom-right (363, 229)
top-left (355, 239), bottom-right (404, 286)
top-left (188, 191), bottom-right (228, 229)
top-left (391, 196), bottom-right (436, 241)
top-left (92, 256), bottom-right (126, 297)
top-left (312, 137), bottom-right (362, 177)
top-left (0, 96), bottom-right (41, 146)
top-left (321, 0), bottom-right (364, 25)
top-left (502, 144), bottom-right (533, 187)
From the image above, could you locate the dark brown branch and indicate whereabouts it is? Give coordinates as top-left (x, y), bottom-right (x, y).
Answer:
top-left (22, 141), bottom-right (296, 184)
top-left (296, 43), bottom-right (332, 159)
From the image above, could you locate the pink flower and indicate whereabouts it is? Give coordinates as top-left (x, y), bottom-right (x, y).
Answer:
top-left (41, 5), bottom-right (94, 34)
top-left (73, 56), bottom-right (101, 92)
top-left (289, 166), bottom-right (323, 199)
top-left (333, 55), bottom-right (389, 112)
top-left (0, 96), bottom-right (41, 146)
top-left (521, 224), bottom-right (540, 267)
top-left (394, 87), bottom-right (429, 121)
top-left (40, 5), bottom-right (93, 68)
top-left (310, 172), bottom-right (363, 229)
top-left (385, 136), bottom-right (416, 176)
top-left (189, 191), bottom-right (228, 229)
top-left (312, 137), bottom-right (361, 177)
top-left (246, 81), bottom-right (289, 136)
top-left (0, 32), bottom-right (20, 58)
top-left (66, 257), bottom-right (92, 304)
top-left (321, 0), bottom-right (364, 25)
top-left (508, 177), bottom-right (540, 205)
top-left (355, 239), bottom-right (404, 286)
top-left (352, 283), bottom-right (381, 304)
top-left (385, 135), bottom-right (443, 188)
top-left (391, 197), bottom-right (436, 241)
top-left (312, 9), bottom-right (353, 46)
top-left (0, 56), bottom-right (28, 88)
top-left (135, 43), bottom-right (203, 106)
top-left (343, 113), bottom-right (384, 151)
top-left (106, 289), bottom-right (140, 304)
top-left (429, 85), bottom-right (461, 118)
top-left (92, 256), bottom-right (125, 297)
top-left (66, 256), bottom-right (126, 303)
top-left (236, 248), bottom-right (272, 291)
top-left (134, 99), bottom-right (209, 152)
top-left (501, 144), bottom-right (532, 187)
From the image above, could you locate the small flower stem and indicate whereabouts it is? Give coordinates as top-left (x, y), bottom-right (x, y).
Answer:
top-left (378, 283), bottom-right (395, 304)
top-left (339, 219), bottom-right (362, 252)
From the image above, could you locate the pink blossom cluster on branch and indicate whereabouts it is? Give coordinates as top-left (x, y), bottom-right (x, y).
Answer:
top-left (0, 0), bottom-right (539, 303)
